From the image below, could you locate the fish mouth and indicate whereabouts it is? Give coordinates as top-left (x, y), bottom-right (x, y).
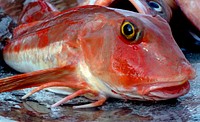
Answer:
top-left (145, 81), bottom-right (190, 100)
top-left (118, 80), bottom-right (190, 101)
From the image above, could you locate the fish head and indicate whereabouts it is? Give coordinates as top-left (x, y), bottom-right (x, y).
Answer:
top-left (128, 0), bottom-right (172, 22)
top-left (78, 8), bottom-right (195, 101)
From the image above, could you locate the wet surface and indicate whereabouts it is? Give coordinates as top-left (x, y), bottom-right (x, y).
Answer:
top-left (0, 52), bottom-right (199, 122)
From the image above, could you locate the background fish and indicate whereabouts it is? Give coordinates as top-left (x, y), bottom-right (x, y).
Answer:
top-left (175, 0), bottom-right (200, 31)
top-left (164, 0), bottom-right (200, 52)
top-left (0, 0), bottom-right (173, 22)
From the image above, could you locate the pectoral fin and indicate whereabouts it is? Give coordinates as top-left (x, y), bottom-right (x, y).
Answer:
top-left (0, 65), bottom-right (87, 93)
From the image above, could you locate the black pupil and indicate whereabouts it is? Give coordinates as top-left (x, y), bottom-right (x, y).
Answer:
top-left (124, 24), bottom-right (133, 35)
top-left (148, 1), bottom-right (159, 9)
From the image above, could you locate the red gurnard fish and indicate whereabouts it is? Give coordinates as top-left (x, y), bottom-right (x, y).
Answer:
top-left (0, 4), bottom-right (195, 108)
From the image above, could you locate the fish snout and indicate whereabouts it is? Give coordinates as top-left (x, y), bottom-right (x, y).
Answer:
top-left (118, 59), bottom-right (196, 101)
top-left (136, 60), bottom-right (195, 101)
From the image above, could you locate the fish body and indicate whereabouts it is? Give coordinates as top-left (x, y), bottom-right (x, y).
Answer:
top-left (175, 0), bottom-right (200, 31)
top-left (165, 0), bottom-right (200, 31)
top-left (0, 2), bottom-right (195, 108)
top-left (164, 0), bottom-right (200, 52)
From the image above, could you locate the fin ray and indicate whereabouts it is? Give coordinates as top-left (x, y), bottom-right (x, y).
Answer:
top-left (0, 65), bottom-right (86, 93)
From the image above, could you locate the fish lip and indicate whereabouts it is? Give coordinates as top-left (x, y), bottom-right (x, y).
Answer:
top-left (116, 80), bottom-right (190, 101)
top-left (145, 81), bottom-right (190, 100)
top-left (139, 80), bottom-right (189, 94)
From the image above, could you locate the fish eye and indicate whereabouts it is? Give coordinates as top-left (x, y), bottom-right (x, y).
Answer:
top-left (148, 1), bottom-right (163, 13)
top-left (121, 21), bottom-right (138, 41)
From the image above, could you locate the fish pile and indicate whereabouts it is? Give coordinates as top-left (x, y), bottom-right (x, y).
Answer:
top-left (0, 0), bottom-right (197, 108)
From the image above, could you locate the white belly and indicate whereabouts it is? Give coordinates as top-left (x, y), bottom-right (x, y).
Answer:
top-left (3, 41), bottom-right (70, 73)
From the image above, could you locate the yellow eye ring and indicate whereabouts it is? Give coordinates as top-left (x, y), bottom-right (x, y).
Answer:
top-left (121, 21), bottom-right (137, 40)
